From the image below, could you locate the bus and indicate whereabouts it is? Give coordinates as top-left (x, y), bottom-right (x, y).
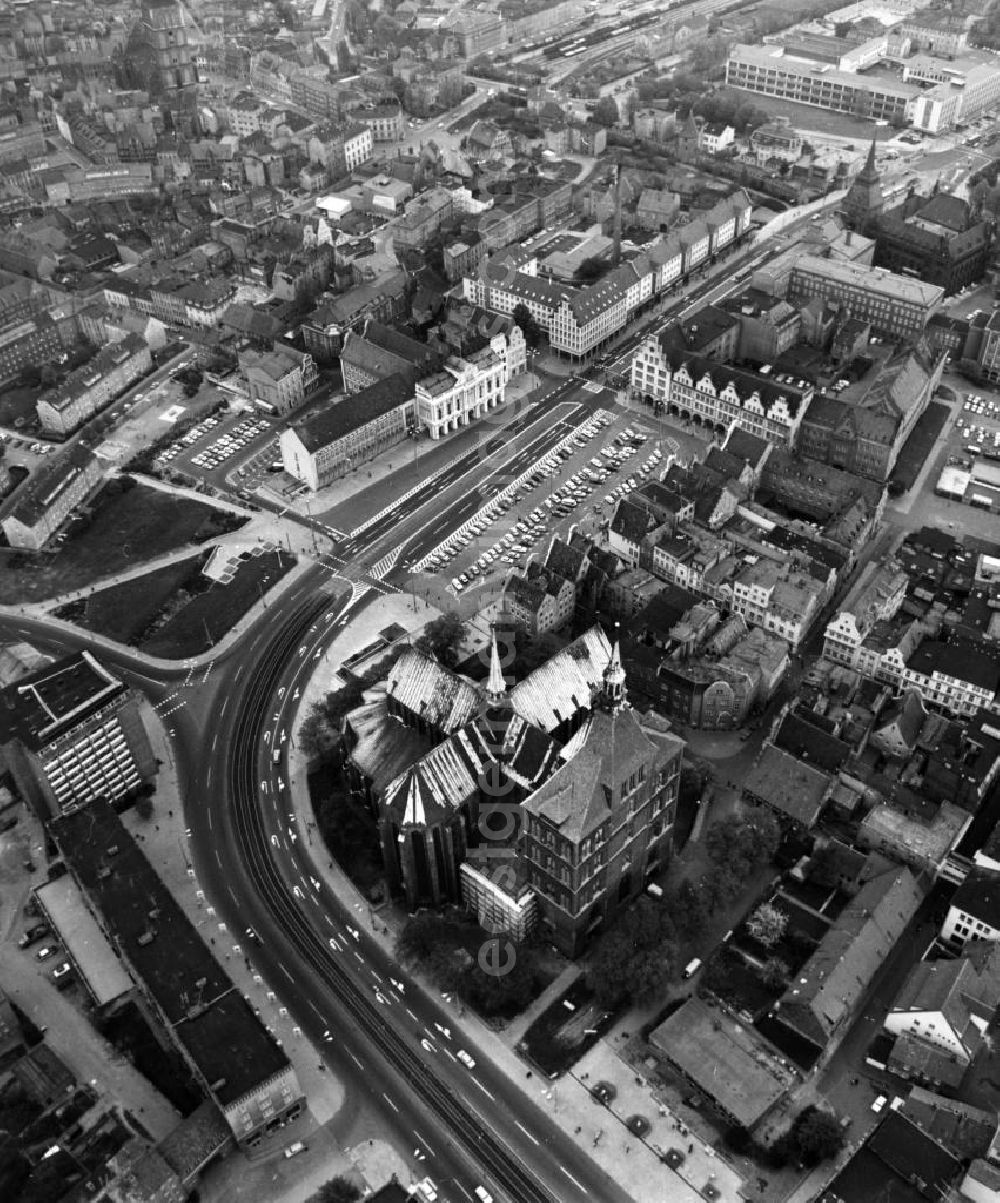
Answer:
top-left (971, 494), bottom-right (993, 511)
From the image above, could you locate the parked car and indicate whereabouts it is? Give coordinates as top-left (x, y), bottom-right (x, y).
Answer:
top-left (35, 945), bottom-right (57, 961)
top-left (18, 924), bottom-right (48, 949)
top-left (51, 962), bottom-right (72, 980)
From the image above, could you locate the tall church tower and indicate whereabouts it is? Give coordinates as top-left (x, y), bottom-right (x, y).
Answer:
top-left (843, 140), bottom-right (884, 235)
top-left (600, 636), bottom-right (628, 713)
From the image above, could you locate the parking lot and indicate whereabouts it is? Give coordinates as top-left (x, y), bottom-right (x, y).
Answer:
top-left (154, 409), bottom-right (277, 483)
top-left (414, 408), bottom-right (667, 596)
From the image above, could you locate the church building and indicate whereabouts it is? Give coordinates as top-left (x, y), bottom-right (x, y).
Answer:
top-left (844, 140), bottom-right (992, 295)
top-left (344, 626), bottom-right (685, 957)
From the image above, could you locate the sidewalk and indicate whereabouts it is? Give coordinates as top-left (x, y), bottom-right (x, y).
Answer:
top-left (282, 602), bottom-right (748, 1203)
top-left (127, 700), bottom-right (413, 1203)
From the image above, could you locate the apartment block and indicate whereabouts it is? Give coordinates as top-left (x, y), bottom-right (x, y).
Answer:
top-left (465, 191), bottom-right (751, 361)
top-left (37, 334), bottom-right (152, 436)
top-left (0, 445), bottom-right (103, 550)
top-left (788, 256), bottom-right (944, 340)
top-left (0, 651), bottom-right (156, 820)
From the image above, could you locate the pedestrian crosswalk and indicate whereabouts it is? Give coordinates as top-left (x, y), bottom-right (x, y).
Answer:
top-left (369, 548), bottom-right (401, 581)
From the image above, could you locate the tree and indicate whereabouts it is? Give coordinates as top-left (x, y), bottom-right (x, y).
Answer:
top-left (746, 901), bottom-right (788, 948)
top-left (761, 956), bottom-right (790, 991)
top-left (416, 611), bottom-right (467, 668)
top-left (463, 948), bottom-right (539, 1016)
top-left (587, 896), bottom-right (678, 1007)
top-left (176, 366), bottom-right (203, 399)
top-left (575, 255), bottom-right (605, 283)
top-left (594, 96), bottom-right (620, 128)
top-left (705, 811), bottom-right (780, 879)
top-left (512, 303), bottom-right (544, 349)
top-left (306, 1178), bottom-right (362, 1203)
top-left (789, 1107), bottom-right (844, 1167)
top-left (665, 878), bottom-right (712, 938)
top-left (397, 913), bottom-right (451, 967)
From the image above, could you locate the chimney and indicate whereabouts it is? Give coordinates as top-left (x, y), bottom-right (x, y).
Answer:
top-left (613, 161), bottom-right (622, 267)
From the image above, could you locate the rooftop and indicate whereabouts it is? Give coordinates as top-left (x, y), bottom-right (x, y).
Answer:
top-left (649, 997), bottom-right (796, 1128)
top-left (743, 745), bottom-right (831, 826)
top-left (50, 798), bottom-right (290, 1106)
top-left (289, 374), bottom-right (413, 452)
top-left (0, 651), bottom-right (127, 752)
top-left (791, 255), bottom-right (945, 309)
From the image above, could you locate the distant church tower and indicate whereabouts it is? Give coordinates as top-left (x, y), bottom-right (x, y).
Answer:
top-left (843, 140), bottom-right (884, 235)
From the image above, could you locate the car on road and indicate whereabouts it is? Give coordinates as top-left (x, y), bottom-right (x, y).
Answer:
top-left (474, 1188), bottom-right (493, 1203)
top-left (414, 1179), bottom-right (438, 1201)
top-left (35, 945), bottom-right (57, 961)
top-left (284, 1141), bottom-right (306, 1158)
top-left (457, 1049), bottom-right (476, 1069)
top-left (420, 1038), bottom-right (435, 1052)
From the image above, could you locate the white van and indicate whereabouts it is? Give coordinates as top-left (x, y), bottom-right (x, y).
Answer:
top-left (683, 958), bottom-right (702, 979)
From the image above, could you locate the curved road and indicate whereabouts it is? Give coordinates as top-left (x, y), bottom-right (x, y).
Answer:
top-left (176, 585), bottom-right (633, 1203)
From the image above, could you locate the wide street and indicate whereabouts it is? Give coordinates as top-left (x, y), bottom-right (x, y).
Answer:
top-left (0, 558), bottom-right (630, 1202)
top-left (179, 581), bottom-right (637, 1203)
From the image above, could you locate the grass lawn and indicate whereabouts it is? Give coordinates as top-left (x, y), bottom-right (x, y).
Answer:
top-left (52, 555), bottom-right (207, 646)
top-left (0, 481), bottom-right (248, 605)
top-left (703, 946), bottom-right (783, 1020)
top-left (0, 383), bottom-right (41, 429)
top-left (520, 978), bottom-right (614, 1076)
top-left (141, 549), bottom-right (294, 658)
top-left (728, 90), bottom-right (902, 141)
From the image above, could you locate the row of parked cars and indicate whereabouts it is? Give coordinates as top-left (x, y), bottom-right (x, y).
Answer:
top-left (428, 413), bottom-right (618, 591)
top-left (189, 416), bottom-right (270, 471)
top-left (19, 920), bottom-right (73, 989)
top-left (154, 413), bottom-right (269, 471)
top-left (963, 393), bottom-right (998, 417)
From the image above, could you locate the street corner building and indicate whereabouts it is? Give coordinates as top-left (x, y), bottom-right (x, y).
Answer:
top-left (344, 627), bottom-right (685, 958)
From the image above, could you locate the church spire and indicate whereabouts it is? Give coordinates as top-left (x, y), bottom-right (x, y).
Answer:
top-left (601, 627), bottom-right (627, 712)
top-left (863, 137), bottom-right (877, 176)
top-left (486, 630), bottom-right (506, 702)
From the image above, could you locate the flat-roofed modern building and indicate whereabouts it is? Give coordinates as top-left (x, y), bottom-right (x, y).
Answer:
top-left (51, 798), bottom-right (303, 1146)
top-left (725, 42), bottom-right (960, 132)
top-left (788, 256), bottom-right (943, 339)
top-left (0, 651), bottom-right (157, 820)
